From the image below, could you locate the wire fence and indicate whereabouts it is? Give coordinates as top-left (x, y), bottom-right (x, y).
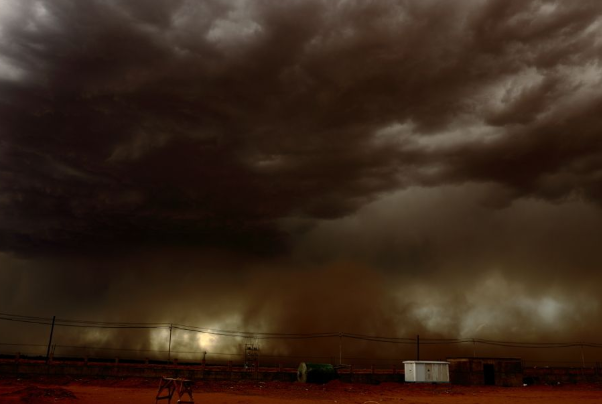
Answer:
top-left (2, 312), bottom-right (602, 368)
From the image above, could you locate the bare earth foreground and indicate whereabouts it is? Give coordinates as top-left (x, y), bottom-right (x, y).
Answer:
top-left (1, 377), bottom-right (602, 404)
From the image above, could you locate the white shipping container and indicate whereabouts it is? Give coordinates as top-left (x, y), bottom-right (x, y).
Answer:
top-left (403, 361), bottom-right (450, 383)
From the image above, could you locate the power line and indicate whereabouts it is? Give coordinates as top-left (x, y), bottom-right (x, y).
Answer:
top-left (2, 311), bottom-right (602, 349)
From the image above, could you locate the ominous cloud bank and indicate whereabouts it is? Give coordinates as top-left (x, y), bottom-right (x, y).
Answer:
top-left (1, 0), bottom-right (602, 362)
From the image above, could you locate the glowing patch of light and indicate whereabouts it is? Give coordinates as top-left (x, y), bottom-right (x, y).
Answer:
top-left (197, 333), bottom-right (218, 352)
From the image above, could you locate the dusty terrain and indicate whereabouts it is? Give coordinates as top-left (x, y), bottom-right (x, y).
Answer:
top-left (1, 376), bottom-right (601, 404)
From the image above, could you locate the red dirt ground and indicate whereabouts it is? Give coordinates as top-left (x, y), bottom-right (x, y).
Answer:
top-left (1, 377), bottom-right (601, 404)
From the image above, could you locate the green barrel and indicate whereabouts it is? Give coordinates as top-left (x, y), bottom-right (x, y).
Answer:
top-left (297, 362), bottom-right (338, 383)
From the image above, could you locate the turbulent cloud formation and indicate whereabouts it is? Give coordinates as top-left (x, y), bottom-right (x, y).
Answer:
top-left (1, 0), bottom-right (602, 362)
top-left (2, 0), bottom-right (602, 254)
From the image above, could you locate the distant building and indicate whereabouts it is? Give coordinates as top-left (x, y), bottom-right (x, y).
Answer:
top-left (447, 357), bottom-right (523, 387)
top-left (403, 361), bottom-right (450, 383)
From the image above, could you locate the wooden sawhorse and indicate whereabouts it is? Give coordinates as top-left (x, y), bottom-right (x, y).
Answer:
top-left (156, 377), bottom-right (194, 403)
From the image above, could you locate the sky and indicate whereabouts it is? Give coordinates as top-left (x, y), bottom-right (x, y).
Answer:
top-left (1, 0), bottom-right (602, 365)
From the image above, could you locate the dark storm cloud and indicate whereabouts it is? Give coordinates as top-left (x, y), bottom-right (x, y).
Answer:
top-left (1, 0), bottom-right (602, 257)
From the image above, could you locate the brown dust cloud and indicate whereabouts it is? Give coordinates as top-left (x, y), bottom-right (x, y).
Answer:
top-left (1, 0), bottom-right (602, 366)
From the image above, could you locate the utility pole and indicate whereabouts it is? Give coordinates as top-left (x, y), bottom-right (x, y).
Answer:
top-left (46, 316), bottom-right (55, 364)
top-left (339, 333), bottom-right (342, 366)
top-left (581, 344), bottom-right (586, 382)
top-left (416, 334), bottom-right (420, 361)
top-left (168, 324), bottom-right (173, 363)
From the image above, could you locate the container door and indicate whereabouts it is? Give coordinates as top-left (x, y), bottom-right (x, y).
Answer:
top-left (425, 363), bottom-right (433, 381)
top-left (404, 363), bottom-right (415, 382)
